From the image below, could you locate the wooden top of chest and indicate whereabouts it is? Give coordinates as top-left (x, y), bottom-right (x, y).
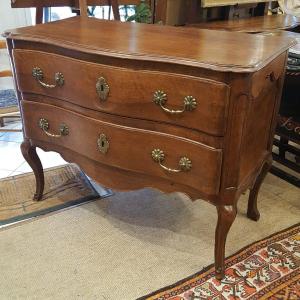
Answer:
top-left (5, 16), bottom-right (295, 73)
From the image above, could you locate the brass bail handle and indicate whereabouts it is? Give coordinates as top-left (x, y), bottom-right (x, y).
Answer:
top-left (151, 149), bottom-right (192, 173)
top-left (32, 67), bottom-right (64, 89)
top-left (39, 118), bottom-right (69, 138)
top-left (153, 90), bottom-right (197, 115)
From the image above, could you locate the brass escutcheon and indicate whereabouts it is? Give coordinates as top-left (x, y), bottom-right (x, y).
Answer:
top-left (97, 133), bottom-right (109, 154)
top-left (96, 77), bottom-right (110, 101)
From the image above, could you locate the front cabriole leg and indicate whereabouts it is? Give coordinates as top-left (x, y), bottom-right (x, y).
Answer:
top-left (215, 204), bottom-right (237, 280)
top-left (21, 139), bottom-right (44, 201)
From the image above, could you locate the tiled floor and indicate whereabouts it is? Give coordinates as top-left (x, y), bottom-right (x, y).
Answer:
top-left (0, 119), bottom-right (67, 179)
top-left (0, 119), bottom-right (112, 197)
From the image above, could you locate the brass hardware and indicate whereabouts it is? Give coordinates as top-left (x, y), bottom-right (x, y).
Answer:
top-left (97, 133), bottom-right (109, 154)
top-left (266, 71), bottom-right (276, 82)
top-left (151, 148), bottom-right (192, 173)
top-left (96, 77), bottom-right (110, 101)
top-left (153, 90), bottom-right (197, 114)
top-left (38, 118), bottom-right (69, 137)
top-left (32, 67), bottom-right (64, 88)
top-left (153, 90), bottom-right (167, 105)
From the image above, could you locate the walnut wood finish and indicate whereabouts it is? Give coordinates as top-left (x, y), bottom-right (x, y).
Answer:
top-left (259, 30), bottom-right (300, 55)
top-left (14, 49), bottom-right (229, 136)
top-left (21, 93), bottom-right (224, 148)
top-left (20, 139), bottom-right (44, 200)
top-left (0, 70), bottom-right (12, 77)
top-left (215, 204), bottom-right (237, 280)
top-left (247, 156), bottom-right (272, 221)
top-left (5, 17), bottom-right (294, 280)
top-left (190, 14), bottom-right (300, 33)
top-left (4, 16), bottom-right (294, 72)
top-left (110, 0), bottom-right (120, 21)
top-left (21, 100), bottom-right (223, 196)
top-left (79, 0), bottom-right (87, 17)
top-left (0, 40), bottom-right (12, 77)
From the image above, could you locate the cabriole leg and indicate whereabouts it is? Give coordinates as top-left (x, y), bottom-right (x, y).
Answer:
top-left (247, 159), bottom-right (272, 221)
top-left (215, 204), bottom-right (237, 280)
top-left (21, 139), bottom-right (44, 201)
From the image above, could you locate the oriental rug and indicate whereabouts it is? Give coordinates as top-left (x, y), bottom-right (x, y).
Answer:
top-left (0, 164), bottom-right (100, 226)
top-left (139, 223), bottom-right (300, 300)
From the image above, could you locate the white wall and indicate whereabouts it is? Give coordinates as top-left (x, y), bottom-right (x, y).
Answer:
top-left (0, 1), bottom-right (32, 89)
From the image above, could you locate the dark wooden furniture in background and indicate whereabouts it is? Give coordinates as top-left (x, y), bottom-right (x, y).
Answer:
top-left (5, 15), bottom-right (293, 280)
top-left (153, 0), bottom-right (276, 25)
top-left (190, 14), bottom-right (300, 33)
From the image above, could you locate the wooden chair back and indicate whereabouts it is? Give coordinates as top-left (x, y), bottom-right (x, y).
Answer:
top-left (0, 40), bottom-right (21, 131)
top-left (0, 41), bottom-right (12, 78)
top-left (11, 0), bottom-right (151, 24)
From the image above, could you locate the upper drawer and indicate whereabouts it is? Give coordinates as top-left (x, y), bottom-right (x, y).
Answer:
top-left (13, 49), bottom-right (230, 136)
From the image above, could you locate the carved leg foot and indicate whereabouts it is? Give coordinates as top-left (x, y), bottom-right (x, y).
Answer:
top-left (247, 159), bottom-right (272, 221)
top-left (215, 204), bottom-right (237, 280)
top-left (21, 140), bottom-right (44, 201)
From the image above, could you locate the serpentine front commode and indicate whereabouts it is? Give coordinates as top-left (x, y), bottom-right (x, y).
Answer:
top-left (4, 16), bottom-right (294, 280)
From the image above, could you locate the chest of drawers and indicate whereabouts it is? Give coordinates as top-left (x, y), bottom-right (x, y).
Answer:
top-left (4, 16), bottom-right (294, 280)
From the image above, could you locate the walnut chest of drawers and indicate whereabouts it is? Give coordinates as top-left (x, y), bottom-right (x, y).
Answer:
top-left (4, 16), bottom-right (294, 280)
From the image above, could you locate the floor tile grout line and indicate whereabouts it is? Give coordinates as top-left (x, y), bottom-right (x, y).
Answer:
top-left (0, 168), bottom-right (17, 173)
top-left (7, 161), bottom-right (27, 176)
top-left (0, 139), bottom-right (22, 144)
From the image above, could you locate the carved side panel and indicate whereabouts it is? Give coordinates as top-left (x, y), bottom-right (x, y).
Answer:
top-left (238, 54), bottom-right (287, 185)
top-left (238, 87), bottom-right (277, 183)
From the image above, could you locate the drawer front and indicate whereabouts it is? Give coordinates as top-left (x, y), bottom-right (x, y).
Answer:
top-left (21, 100), bottom-right (222, 196)
top-left (14, 49), bottom-right (229, 136)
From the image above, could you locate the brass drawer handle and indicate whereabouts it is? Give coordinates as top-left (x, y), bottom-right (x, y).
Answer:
top-left (151, 149), bottom-right (192, 173)
top-left (97, 133), bottom-right (109, 154)
top-left (96, 77), bottom-right (110, 101)
top-left (38, 118), bottom-right (69, 138)
top-left (32, 67), bottom-right (64, 88)
top-left (153, 90), bottom-right (197, 114)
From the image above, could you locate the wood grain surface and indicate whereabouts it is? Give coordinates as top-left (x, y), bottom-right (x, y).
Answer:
top-left (21, 100), bottom-right (223, 196)
top-left (14, 49), bottom-right (230, 136)
top-left (5, 16), bottom-right (295, 72)
top-left (5, 15), bottom-right (292, 280)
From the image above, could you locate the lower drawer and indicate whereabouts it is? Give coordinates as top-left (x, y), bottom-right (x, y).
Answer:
top-left (21, 101), bottom-right (223, 196)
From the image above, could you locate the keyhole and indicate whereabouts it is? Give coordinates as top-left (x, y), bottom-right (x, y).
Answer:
top-left (101, 140), bottom-right (105, 148)
top-left (100, 84), bottom-right (104, 92)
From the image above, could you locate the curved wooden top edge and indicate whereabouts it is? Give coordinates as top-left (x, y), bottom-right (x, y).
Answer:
top-left (7, 33), bottom-right (295, 73)
top-left (4, 17), bottom-right (296, 73)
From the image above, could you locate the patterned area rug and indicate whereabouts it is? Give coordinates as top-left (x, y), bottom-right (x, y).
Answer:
top-left (0, 89), bottom-right (17, 108)
top-left (0, 164), bottom-right (100, 226)
top-left (139, 224), bottom-right (300, 300)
